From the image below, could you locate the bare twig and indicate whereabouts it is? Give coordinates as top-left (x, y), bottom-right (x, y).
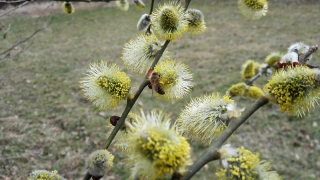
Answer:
top-left (184, 0), bottom-right (191, 9)
top-left (102, 80), bottom-right (150, 150)
top-left (298, 45), bottom-right (318, 65)
top-left (0, 26), bottom-right (44, 56)
top-left (2, 23), bottom-right (10, 39)
top-left (0, 1), bottom-right (29, 17)
top-left (82, 172), bottom-right (92, 180)
top-left (150, 40), bottom-right (170, 69)
top-left (0, 17), bottom-right (53, 58)
top-left (12, 0), bottom-right (118, 2)
top-left (0, 4), bottom-right (54, 59)
top-left (1, 0), bottom-right (28, 3)
top-left (149, 0), bottom-right (154, 15)
top-left (245, 65), bottom-right (270, 86)
top-left (182, 96), bottom-right (269, 180)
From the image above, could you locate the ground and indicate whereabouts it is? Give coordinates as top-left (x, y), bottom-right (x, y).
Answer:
top-left (0, 0), bottom-right (320, 179)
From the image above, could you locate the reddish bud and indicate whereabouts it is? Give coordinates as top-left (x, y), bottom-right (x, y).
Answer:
top-left (92, 175), bottom-right (103, 180)
top-left (110, 116), bottom-right (120, 126)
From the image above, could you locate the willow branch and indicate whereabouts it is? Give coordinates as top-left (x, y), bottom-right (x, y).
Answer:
top-left (298, 45), bottom-right (318, 65)
top-left (103, 39), bottom-right (171, 149)
top-left (182, 96), bottom-right (269, 180)
top-left (245, 65), bottom-right (270, 86)
top-left (1, 0), bottom-right (28, 3)
top-left (102, 80), bottom-right (149, 150)
top-left (0, 8), bottom-right (53, 56)
top-left (82, 31), bottom-right (171, 180)
top-left (149, 0), bottom-right (154, 15)
top-left (6, 0), bottom-right (118, 2)
top-left (184, 0), bottom-right (191, 9)
top-left (245, 72), bottom-right (261, 86)
top-left (150, 40), bottom-right (170, 69)
top-left (82, 172), bottom-right (92, 180)
top-left (0, 1), bottom-right (29, 17)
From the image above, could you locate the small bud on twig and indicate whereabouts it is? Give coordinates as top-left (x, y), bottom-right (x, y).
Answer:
top-left (110, 116), bottom-right (120, 126)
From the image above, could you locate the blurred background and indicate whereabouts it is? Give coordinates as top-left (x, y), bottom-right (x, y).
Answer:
top-left (0, 0), bottom-right (319, 179)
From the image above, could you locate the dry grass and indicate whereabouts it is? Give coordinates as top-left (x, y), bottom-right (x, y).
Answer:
top-left (0, 0), bottom-right (320, 179)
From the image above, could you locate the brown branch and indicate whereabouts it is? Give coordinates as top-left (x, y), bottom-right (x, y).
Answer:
top-left (150, 40), bottom-right (170, 69)
top-left (22, 0), bottom-right (118, 2)
top-left (82, 172), bottom-right (92, 180)
top-left (298, 45), bottom-right (318, 65)
top-left (0, 2), bottom-right (54, 59)
top-left (83, 26), bottom-right (172, 180)
top-left (181, 96), bottom-right (269, 180)
top-left (102, 80), bottom-right (149, 150)
top-left (1, 0), bottom-right (28, 3)
top-left (245, 65), bottom-right (270, 86)
top-left (149, 0), bottom-right (154, 15)
top-left (184, 0), bottom-right (191, 9)
top-left (0, 1), bottom-right (29, 17)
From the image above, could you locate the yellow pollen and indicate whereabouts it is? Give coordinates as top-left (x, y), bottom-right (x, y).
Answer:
top-left (244, 0), bottom-right (266, 10)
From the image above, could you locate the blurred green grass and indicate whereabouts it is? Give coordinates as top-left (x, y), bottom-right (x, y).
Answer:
top-left (0, 0), bottom-right (320, 179)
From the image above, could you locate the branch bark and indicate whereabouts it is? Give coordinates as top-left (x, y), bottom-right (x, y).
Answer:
top-left (245, 65), bottom-right (270, 86)
top-left (298, 45), bottom-right (318, 65)
top-left (181, 96), bottom-right (269, 180)
top-left (21, 0), bottom-right (117, 2)
top-left (0, 1), bottom-right (29, 17)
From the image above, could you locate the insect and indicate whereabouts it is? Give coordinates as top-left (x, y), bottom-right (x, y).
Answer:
top-left (147, 69), bottom-right (165, 95)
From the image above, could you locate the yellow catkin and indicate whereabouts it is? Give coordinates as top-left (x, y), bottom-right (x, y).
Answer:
top-left (227, 82), bottom-right (246, 97)
top-left (241, 60), bottom-right (256, 79)
top-left (244, 86), bottom-right (264, 99)
top-left (265, 66), bottom-right (320, 116)
top-left (151, 2), bottom-right (188, 40)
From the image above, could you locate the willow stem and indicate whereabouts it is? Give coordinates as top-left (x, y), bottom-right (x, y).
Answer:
top-left (182, 96), bottom-right (269, 180)
top-left (103, 80), bottom-right (149, 149)
top-left (150, 40), bottom-right (170, 69)
top-left (149, 0), bottom-right (154, 15)
top-left (245, 65), bottom-right (270, 86)
top-left (82, 172), bottom-right (92, 180)
top-left (25, 0), bottom-right (117, 2)
top-left (298, 45), bottom-right (318, 65)
top-left (185, 0), bottom-right (191, 9)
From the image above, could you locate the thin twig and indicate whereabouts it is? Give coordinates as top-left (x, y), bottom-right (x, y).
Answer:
top-left (1, 0), bottom-right (28, 3)
top-left (149, 0), bottom-right (154, 15)
top-left (245, 72), bottom-right (261, 86)
top-left (0, 3), bottom-right (54, 59)
top-left (298, 45), bottom-right (318, 65)
top-left (16, 0), bottom-right (118, 2)
top-left (0, 1), bottom-right (29, 17)
top-left (3, 23), bottom-right (11, 32)
top-left (102, 80), bottom-right (149, 150)
top-left (182, 96), bottom-right (269, 180)
top-left (245, 65), bottom-right (270, 86)
top-left (150, 40), bottom-right (170, 69)
top-left (184, 0), bottom-right (191, 9)
top-left (82, 172), bottom-right (92, 180)
top-left (0, 23), bottom-right (48, 56)
top-left (102, 25), bottom-right (172, 150)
